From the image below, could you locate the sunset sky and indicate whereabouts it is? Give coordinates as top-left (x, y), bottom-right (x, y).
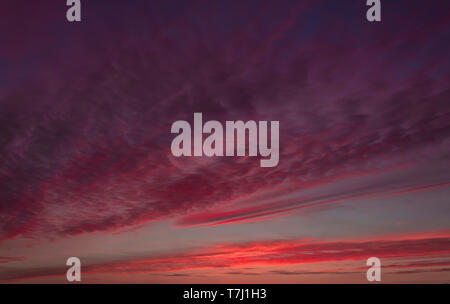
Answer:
top-left (1, 0), bottom-right (450, 283)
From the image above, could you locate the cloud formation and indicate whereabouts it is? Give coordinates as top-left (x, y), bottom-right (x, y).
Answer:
top-left (2, 230), bottom-right (450, 282)
top-left (1, 0), bottom-right (449, 245)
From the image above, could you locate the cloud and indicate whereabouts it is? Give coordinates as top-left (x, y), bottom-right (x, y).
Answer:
top-left (0, 256), bottom-right (25, 264)
top-left (2, 230), bottom-right (450, 282)
top-left (1, 0), bottom-right (450, 244)
top-left (268, 270), bottom-right (359, 275)
top-left (389, 268), bottom-right (450, 275)
top-left (177, 181), bottom-right (450, 227)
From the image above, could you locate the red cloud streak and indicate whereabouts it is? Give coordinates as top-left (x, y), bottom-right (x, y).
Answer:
top-left (2, 230), bottom-right (450, 282)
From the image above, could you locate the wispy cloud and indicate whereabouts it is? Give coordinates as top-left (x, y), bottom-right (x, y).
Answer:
top-left (2, 230), bottom-right (450, 282)
top-left (0, 0), bottom-right (449, 283)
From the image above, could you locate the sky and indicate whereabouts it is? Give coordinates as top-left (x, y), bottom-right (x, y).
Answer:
top-left (0, 0), bottom-right (450, 283)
